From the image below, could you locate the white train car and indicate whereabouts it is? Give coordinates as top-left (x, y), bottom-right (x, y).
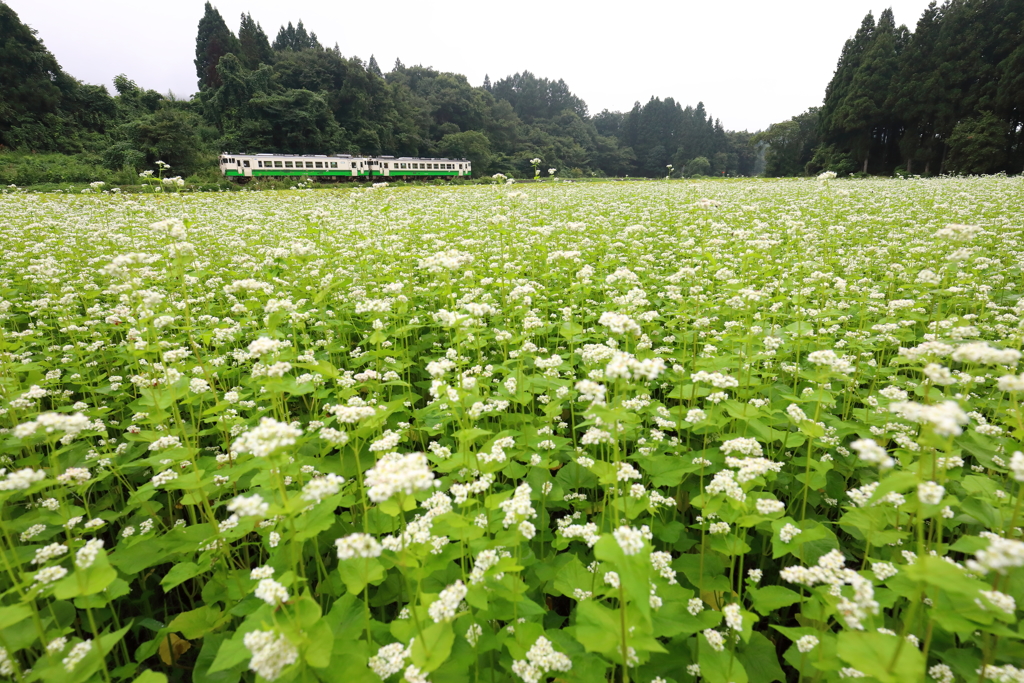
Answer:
top-left (370, 156), bottom-right (472, 178)
top-left (219, 153), bottom-right (372, 179)
top-left (219, 153), bottom-right (471, 181)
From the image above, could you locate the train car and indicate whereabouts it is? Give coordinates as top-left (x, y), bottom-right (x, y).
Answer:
top-left (219, 153), bottom-right (471, 181)
top-left (370, 156), bottom-right (472, 178)
top-left (219, 153), bottom-right (372, 179)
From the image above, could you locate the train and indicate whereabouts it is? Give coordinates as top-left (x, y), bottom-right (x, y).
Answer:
top-left (219, 153), bottom-right (472, 181)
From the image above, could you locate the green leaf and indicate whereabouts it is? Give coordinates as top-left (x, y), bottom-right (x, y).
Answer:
top-left (866, 471), bottom-right (919, 506)
top-left (710, 534), bottom-right (751, 556)
top-left (323, 593), bottom-right (368, 641)
top-left (193, 633), bottom-right (246, 683)
top-left (453, 427), bottom-right (493, 445)
top-left (0, 604), bottom-right (33, 630)
top-left (959, 497), bottom-right (1001, 529)
top-left (559, 321), bottom-right (584, 340)
top-left (551, 554), bottom-right (592, 599)
top-left (573, 600), bottom-right (621, 656)
top-left (747, 586), bottom-right (802, 615)
top-left (132, 672), bottom-right (168, 683)
top-left (737, 632), bottom-right (786, 683)
top-left (902, 555), bottom-right (988, 596)
top-left (410, 621), bottom-right (454, 672)
top-left (168, 605), bottom-right (224, 639)
top-left (837, 631), bottom-right (926, 683)
top-left (638, 455), bottom-right (704, 487)
top-left (337, 557), bottom-right (386, 595)
top-left (302, 619), bottom-right (334, 668)
top-left (594, 535), bottom-right (652, 623)
top-left (589, 459), bottom-right (619, 486)
top-left (700, 637), bottom-right (749, 683)
top-left (161, 562), bottom-right (202, 592)
top-left (208, 634), bottom-right (251, 675)
top-left (53, 550), bottom-right (117, 599)
top-left (677, 553), bottom-right (732, 593)
top-left (109, 538), bottom-right (168, 575)
top-left (293, 494), bottom-right (343, 540)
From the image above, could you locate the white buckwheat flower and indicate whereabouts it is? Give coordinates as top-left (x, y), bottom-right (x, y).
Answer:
top-left (243, 630), bottom-right (298, 681)
top-left (254, 578), bottom-right (289, 605)
top-left (428, 580), bottom-right (467, 623)
top-left (231, 418), bottom-right (302, 458)
top-left (613, 525), bottom-right (645, 555)
top-left (75, 539), bottom-right (104, 569)
top-left (364, 452), bottom-right (435, 503)
top-left (335, 533), bottom-right (383, 560)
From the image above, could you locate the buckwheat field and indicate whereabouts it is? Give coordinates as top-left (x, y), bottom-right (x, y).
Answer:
top-left (2, 176), bottom-right (1024, 683)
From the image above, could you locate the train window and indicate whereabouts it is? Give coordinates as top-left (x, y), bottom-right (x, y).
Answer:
top-left (274, 161), bottom-right (283, 168)
top-left (283, 161), bottom-right (292, 168)
top-left (458, 164), bottom-right (463, 169)
top-left (244, 161), bottom-right (250, 168)
top-left (351, 162), bottom-right (357, 168)
top-left (330, 162), bottom-right (337, 168)
top-left (306, 162), bottom-right (314, 168)
top-left (315, 162), bottom-right (323, 168)
top-left (383, 163), bottom-right (388, 169)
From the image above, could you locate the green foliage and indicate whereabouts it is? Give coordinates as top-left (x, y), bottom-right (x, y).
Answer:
top-left (0, 152), bottom-right (115, 185)
top-left (819, 1), bottom-right (1024, 175)
top-left (272, 20), bottom-right (320, 52)
top-left (756, 109), bottom-right (820, 177)
top-left (685, 156), bottom-right (711, 177)
top-left (237, 13), bottom-right (273, 71)
top-left (946, 112), bottom-right (1009, 175)
top-left (1, 177), bottom-right (1022, 683)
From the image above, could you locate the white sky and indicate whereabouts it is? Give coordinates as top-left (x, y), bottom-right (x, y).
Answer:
top-left (9, 0), bottom-right (937, 132)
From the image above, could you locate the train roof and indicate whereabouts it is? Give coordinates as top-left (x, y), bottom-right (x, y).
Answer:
top-left (220, 152), bottom-right (469, 162)
top-left (393, 156), bottom-right (471, 162)
top-left (220, 153), bottom-right (361, 158)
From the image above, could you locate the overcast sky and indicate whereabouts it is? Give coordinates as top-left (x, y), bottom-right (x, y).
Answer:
top-left (10, 0), bottom-right (937, 132)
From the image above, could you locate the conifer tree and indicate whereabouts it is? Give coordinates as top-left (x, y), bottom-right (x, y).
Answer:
top-left (368, 55), bottom-right (383, 77)
top-left (195, 2), bottom-right (239, 90)
top-left (831, 9), bottom-right (902, 172)
top-left (238, 13), bottom-right (273, 70)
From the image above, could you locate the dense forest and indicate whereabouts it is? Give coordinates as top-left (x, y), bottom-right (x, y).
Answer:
top-left (1, 0), bottom-right (1021, 181)
top-left (767, 0), bottom-right (1024, 176)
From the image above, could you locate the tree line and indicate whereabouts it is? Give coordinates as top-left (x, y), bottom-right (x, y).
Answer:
top-left (760, 0), bottom-right (1024, 176)
top-left (3, 0), bottom-right (1020, 180)
top-left (0, 1), bottom-right (755, 180)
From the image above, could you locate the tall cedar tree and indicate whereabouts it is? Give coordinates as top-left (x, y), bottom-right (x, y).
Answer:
top-left (887, 2), bottom-right (944, 174)
top-left (238, 13), bottom-right (273, 70)
top-left (273, 21), bottom-right (320, 52)
top-left (367, 55), bottom-right (383, 77)
top-left (195, 2), bottom-right (239, 90)
top-left (832, 9), bottom-right (904, 173)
